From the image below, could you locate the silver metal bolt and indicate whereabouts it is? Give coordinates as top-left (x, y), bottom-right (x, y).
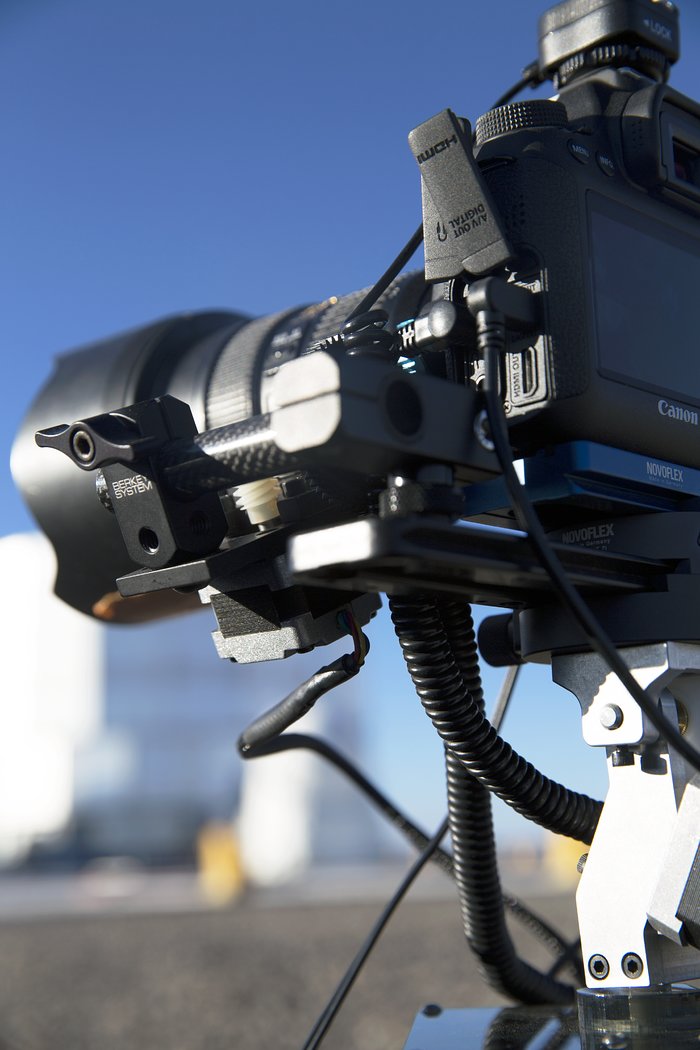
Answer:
top-left (474, 410), bottom-right (495, 452)
top-left (70, 428), bottom-right (96, 464)
top-left (600, 704), bottom-right (624, 730)
top-left (588, 954), bottom-right (610, 981)
top-left (577, 853), bottom-right (588, 874)
top-left (621, 952), bottom-right (644, 980)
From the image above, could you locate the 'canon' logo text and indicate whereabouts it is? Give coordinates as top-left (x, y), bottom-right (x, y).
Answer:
top-left (658, 399), bottom-right (698, 426)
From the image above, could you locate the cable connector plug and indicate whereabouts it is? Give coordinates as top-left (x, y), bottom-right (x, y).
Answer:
top-left (467, 277), bottom-right (540, 333)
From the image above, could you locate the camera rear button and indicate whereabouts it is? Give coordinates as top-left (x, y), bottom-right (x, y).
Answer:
top-left (568, 140), bottom-right (591, 164)
top-left (596, 152), bottom-right (616, 177)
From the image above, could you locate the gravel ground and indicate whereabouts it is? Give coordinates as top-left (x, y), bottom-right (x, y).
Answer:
top-left (0, 889), bottom-right (579, 1050)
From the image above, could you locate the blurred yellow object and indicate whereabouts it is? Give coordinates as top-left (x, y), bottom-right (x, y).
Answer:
top-left (196, 823), bottom-right (246, 905)
top-left (542, 831), bottom-right (587, 891)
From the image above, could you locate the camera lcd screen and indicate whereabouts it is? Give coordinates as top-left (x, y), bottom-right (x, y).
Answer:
top-left (590, 195), bottom-right (700, 405)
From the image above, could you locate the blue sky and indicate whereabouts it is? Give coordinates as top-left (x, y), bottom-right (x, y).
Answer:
top-left (3, 0), bottom-right (700, 844)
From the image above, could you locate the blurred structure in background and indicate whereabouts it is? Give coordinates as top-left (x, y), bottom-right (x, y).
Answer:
top-left (0, 533), bottom-right (383, 880)
top-left (0, 534), bottom-right (102, 866)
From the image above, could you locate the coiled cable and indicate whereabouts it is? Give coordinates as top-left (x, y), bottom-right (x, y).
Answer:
top-left (388, 594), bottom-right (602, 845)
top-left (437, 598), bottom-right (577, 1004)
top-left (340, 309), bottom-right (398, 362)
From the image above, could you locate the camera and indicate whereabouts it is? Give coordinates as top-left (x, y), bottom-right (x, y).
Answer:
top-left (14, 0), bottom-right (697, 634)
top-left (13, 0), bottom-right (700, 1032)
top-left (473, 0), bottom-right (700, 470)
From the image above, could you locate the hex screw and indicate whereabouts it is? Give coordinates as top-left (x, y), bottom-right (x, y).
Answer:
top-left (622, 953), bottom-right (644, 980)
top-left (70, 428), bottom-right (96, 464)
top-left (600, 704), bottom-right (624, 730)
top-left (588, 954), bottom-right (610, 980)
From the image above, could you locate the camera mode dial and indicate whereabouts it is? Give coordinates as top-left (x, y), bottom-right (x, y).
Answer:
top-left (474, 100), bottom-right (568, 148)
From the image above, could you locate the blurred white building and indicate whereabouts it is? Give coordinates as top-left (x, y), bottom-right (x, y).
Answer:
top-left (0, 533), bottom-right (384, 875)
top-left (0, 533), bottom-right (102, 865)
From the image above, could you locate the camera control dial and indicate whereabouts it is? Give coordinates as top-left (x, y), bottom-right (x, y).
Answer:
top-left (474, 100), bottom-right (568, 148)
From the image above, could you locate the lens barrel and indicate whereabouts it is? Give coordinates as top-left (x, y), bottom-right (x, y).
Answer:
top-left (13, 273), bottom-right (426, 619)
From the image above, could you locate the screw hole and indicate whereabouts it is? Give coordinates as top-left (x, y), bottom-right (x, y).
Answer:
top-left (622, 952), bottom-right (644, 979)
top-left (588, 954), bottom-right (610, 980)
top-left (139, 527), bottom-right (160, 554)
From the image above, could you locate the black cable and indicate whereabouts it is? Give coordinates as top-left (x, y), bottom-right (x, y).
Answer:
top-left (240, 731), bottom-right (581, 978)
top-left (300, 816), bottom-right (450, 1050)
top-left (417, 598), bottom-right (575, 1004)
top-left (345, 223), bottom-right (424, 323)
top-left (337, 70), bottom-right (544, 331)
top-left (238, 613), bottom-right (368, 752)
top-left (546, 933), bottom-right (585, 983)
top-left (478, 317), bottom-right (700, 776)
top-left (389, 595), bottom-right (602, 844)
top-left (503, 893), bottom-right (583, 985)
top-left (490, 665), bottom-right (521, 733)
top-left (238, 657), bottom-right (358, 752)
top-left (445, 745), bottom-right (573, 1004)
top-left (440, 603), bottom-right (582, 984)
top-left (240, 732), bottom-right (453, 877)
top-left (491, 61), bottom-right (544, 109)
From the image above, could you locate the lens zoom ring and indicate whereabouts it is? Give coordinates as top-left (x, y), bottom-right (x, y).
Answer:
top-left (206, 309), bottom-right (298, 429)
